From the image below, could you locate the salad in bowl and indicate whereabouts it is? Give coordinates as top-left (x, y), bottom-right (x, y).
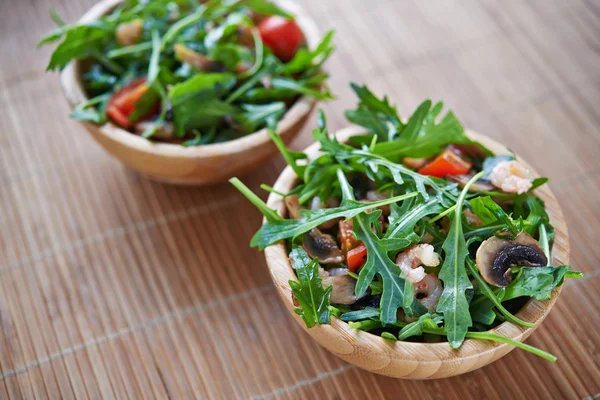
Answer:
top-left (39, 0), bottom-right (333, 184)
top-left (232, 84), bottom-right (582, 378)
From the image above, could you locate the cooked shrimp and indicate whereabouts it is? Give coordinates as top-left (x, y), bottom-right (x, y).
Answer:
top-left (489, 160), bottom-right (533, 194)
top-left (116, 19), bottom-right (143, 46)
top-left (395, 244), bottom-right (440, 285)
top-left (414, 274), bottom-right (443, 312)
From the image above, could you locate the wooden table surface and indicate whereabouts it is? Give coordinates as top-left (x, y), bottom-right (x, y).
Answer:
top-left (1, 0), bottom-right (599, 399)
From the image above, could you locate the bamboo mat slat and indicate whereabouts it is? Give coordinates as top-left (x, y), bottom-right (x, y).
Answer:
top-left (1, 0), bottom-right (600, 398)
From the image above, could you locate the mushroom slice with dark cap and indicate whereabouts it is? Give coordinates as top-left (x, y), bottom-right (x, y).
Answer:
top-left (303, 228), bottom-right (345, 264)
top-left (476, 232), bottom-right (548, 287)
top-left (284, 195), bottom-right (345, 264)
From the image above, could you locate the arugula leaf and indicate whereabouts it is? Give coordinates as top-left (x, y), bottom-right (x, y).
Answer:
top-left (503, 266), bottom-right (573, 302)
top-left (168, 73), bottom-right (238, 135)
top-left (283, 30), bottom-right (335, 74)
top-left (69, 93), bottom-right (110, 123)
top-left (352, 209), bottom-right (409, 325)
top-left (267, 128), bottom-right (308, 178)
top-left (46, 24), bottom-right (111, 71)
top-left (243, 0), bottom-right (294, 19)
top-left (436, 172), bottom-right (483, 348)
top-left (397, 313), bottom-right (443, 341)
top-left (332, 170), bottom-right (411, 325)
top-left (344, 83), bottom-right (402, 141)
top-left (288, 247), bottom-right (332, 328)
top-left (340, 307), bottom-right (380, 321)
top-left (270, 77), bottom-right (335, 101)
top-left (314, 129), bottom-right (460, 205)
top-left (249, 189), bottom-right (418, 250)
top-left (160, 6), bottom-right (207, 50)
top-left (234, 102), bottom-right (286, 132)
top-left (470, 196), bottom-right (520, 236)
top-left (469, 293), bottom-right (498, 325)
top-left (373, 100), bottom-right (481, 159)
top-left (516, 194), bottom-right (553, 240)
top-left (205, 12), bottom-right (251, 49)
top-left (381, 196), bottom-right (445, 251)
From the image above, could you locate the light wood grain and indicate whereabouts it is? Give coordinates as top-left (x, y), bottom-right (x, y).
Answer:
top-left (264, 127), bottom-right (569, 379)
top-left (1, 0), bottom-right (599, 398)
top-left (59, 0), bottom-right (320, 185)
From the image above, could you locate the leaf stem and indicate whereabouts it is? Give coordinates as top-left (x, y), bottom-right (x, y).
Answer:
top-left (107, 42), bottom-right (153, 59)
top-left (539, 224), bottom-right (550, 260)
top-left (430, 204), bottom-right (456, 223)
top-left (565, 271), bottom-right (584, 279)
top-left (230, 178), bottom-right (282, 222)
top-left (419, 327), bottom-right (556, 361)
top-left (260, 184), bottom-right (286, 197)
top-left (90, 48), bottom-right (124, 75)
top-left (465, 332), bottom-right (557, 362)
top-left (239, 27), bottom-right (263, 79)
top-left (349, 320), bottom-right (381, 331)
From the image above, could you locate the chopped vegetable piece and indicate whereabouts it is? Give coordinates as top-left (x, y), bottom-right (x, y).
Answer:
top-left (347, 244), bottom-right (367, 272)
top-left (258, 16), bottom-right (304, 61)
top-left (418, 150), bottom-right (472, 178)
top-left (107, 78), bottom-right (159, 128)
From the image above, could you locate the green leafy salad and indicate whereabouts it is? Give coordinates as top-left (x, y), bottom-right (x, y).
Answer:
top-left (232, 84), bottom-right (583, 361)
top-left (39, 0), bottom-right (334, 145)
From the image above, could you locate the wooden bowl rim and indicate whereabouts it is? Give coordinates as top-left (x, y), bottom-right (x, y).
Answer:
top-left (59, 0), bottom-right (321, 158)
top-left (264, 126), bottom-right (570, 369)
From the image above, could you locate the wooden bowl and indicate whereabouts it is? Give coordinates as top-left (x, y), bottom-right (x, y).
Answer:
top-left (60, 0), bottom-right (321, 185)
top-left (264, 126), bottom-right (570, 379)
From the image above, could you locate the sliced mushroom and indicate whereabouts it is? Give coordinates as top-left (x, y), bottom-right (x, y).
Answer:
top-left (476, 232), bottom-right (548, 287)
top-left (446, 143), bottom-right (487, 161)
top-left (174, 43), bottom-right (224, 72)
top-left (284, 195), bottom-right (302, 219)
top-left (285, 195), bottom-right (344, 264)
top-left (447, 173), bottom-right (495, 192)
top-left (322, 275), bottom-right (364, 305)
top-left (116, 19), bottom-right (143, 46)
top-left (303, 228), bottom-right (345, 264)
top-left (403, 157), bottom-right (428, 170)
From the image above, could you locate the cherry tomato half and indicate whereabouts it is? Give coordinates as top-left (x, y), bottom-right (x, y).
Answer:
top-left (106, 77), bottom-right (159, 129)
top-left (417, 150), bottom-right (472, 178)
top-left (258, 16), bottom-right (304, 62)
top-left (347, 244), bottom-right (367, 272)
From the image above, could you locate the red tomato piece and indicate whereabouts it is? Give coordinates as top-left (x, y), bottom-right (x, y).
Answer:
top-left (417, 150), bottom-right (472, 178)
top-left (347, 244), bottom-right (367, 272)
top-left (106, 105), bottom-right (131, 128)
top-left (258, 16), bottom-right (304, 62)
top-left (107, 77), bottom-right (159, 128)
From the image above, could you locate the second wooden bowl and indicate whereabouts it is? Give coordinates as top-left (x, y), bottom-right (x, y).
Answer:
top-left (60, 0), bottom-right (320, 185)
top-left (264, 126), bottom-right (570, 379)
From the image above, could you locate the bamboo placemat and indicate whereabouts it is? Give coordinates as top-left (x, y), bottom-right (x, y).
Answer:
top-left (1, 0), bottom-right (599, 398)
